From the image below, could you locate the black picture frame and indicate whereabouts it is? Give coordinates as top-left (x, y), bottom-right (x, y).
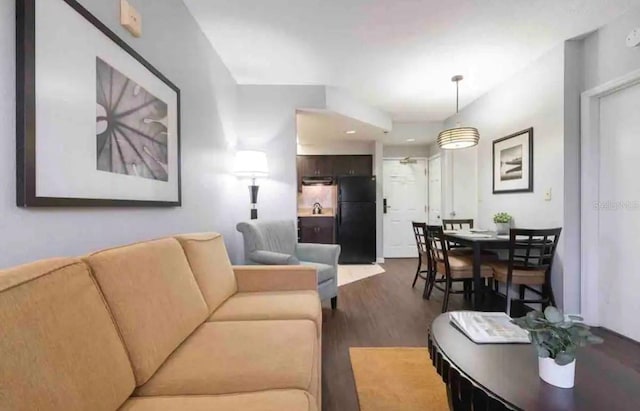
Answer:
top-left (16, 0), bottom-right (181, 207)
top-left (492, 127), bottom-right (533, 194)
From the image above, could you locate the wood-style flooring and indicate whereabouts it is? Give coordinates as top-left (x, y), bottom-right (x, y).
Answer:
top-left (320, 258), bottom-right (640, 411)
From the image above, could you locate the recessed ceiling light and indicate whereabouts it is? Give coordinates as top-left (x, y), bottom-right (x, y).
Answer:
top-left (345, 130), bottom-right (356, 134)
top-left (406, 138), bottom-right (416, 142)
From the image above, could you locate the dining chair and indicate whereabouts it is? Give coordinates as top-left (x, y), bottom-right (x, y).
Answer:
top-left (442, 218), bottom-right (497, 299)
top-left (411, 222), bottom-right (430, 288)
top-left (442, 219), bottom-right (474, 231)
top-left (490, 228), bottom-right (562, 315)
top-left (424, 225), bottom-right (493, 312)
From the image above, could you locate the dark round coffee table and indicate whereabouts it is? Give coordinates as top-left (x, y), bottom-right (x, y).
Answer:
top-left (428, 313), bottom-right (640, 411)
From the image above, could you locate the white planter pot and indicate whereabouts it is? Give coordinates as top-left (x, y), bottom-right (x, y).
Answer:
top-left (495, 222), bottom-right (510, 235)
top-left (538, 357), bottom-right (575, 388)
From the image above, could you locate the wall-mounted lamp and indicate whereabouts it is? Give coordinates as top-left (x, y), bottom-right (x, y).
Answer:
top-left (234, 150), bottom-right (269, 220)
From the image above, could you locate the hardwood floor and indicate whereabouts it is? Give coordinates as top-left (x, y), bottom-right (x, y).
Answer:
top-left (320, 258), bottom-right (470, 411)
top-left (320, 257), bottom-right (640, 411)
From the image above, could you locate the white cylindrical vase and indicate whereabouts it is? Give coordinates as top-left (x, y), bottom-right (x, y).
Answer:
top-left (495, 222), bottom-right (510, 235)
top-left (538, 357), bottom-right (575, 388)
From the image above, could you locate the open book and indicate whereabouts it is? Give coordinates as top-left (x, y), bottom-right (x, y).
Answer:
top-left (449, 311), bottom-right (531, 344)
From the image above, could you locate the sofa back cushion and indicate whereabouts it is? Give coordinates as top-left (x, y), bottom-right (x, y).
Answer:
top-left (0, 258), bottom-right (135, 411)
top-left (85, 238), bottom-right (208, 386)
top-left (175, 233), bottom-right (237, 313)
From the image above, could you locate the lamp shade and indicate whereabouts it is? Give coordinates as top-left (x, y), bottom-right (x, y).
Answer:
top-left (437, 126), bottom-right (480, 150)
top-left (234, 150), bottom-right (269, 177)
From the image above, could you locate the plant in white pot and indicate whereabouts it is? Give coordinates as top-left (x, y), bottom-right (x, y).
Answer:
top-left (493, 212), bottom-right (512, 235)
top-left (512, 307), bottom-right (603, 389)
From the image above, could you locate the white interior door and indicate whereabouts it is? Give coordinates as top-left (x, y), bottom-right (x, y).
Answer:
top-left (428, 156), bottom-right (442, 225)
top-left (598, 82), bottom-right (640, 342)
top-left (383, 159), bottom-right (427, 258)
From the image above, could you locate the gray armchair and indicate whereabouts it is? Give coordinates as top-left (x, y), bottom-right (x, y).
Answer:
top-left (236, 220), bottom-right (340, 308)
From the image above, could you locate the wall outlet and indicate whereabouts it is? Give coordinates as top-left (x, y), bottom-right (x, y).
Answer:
top-left (120, 0), bottom-right (142, 38)
top-left (544, 188), bottom-right (552, 201)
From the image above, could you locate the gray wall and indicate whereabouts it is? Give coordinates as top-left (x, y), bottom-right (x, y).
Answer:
top-left (583, 8), bottom-right (640, 90)
top-left (443, 45), bottom-right (567, 307)
top-left (0, 0), bottom-right (240, 266)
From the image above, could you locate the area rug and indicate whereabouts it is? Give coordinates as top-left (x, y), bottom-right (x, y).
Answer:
top-left (338, 264), bottom-right (385, 287)
top-left (349, 347), bottom-right (448, 411)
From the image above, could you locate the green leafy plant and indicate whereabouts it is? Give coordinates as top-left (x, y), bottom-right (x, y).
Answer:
top-left (512, 306), bottom-right (604, 366)
top-left (493, 212), bottom-right (512, 224)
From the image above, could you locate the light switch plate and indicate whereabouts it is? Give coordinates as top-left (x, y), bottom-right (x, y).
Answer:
top-left (120, 0), bottom-right (142, 38)
top-left (627, 28), bottom-right (640, 48)
top-left (544, 188), bottom-right (552, 201)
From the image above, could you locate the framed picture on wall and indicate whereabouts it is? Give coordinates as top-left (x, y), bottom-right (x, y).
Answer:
top-left (492, 128), bottom-right (533, 194)
top-left (16, 0), bottom-right (181, 207)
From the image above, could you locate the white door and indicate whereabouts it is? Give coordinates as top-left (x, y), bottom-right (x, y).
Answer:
top-left (598, 82), bottom-right (640, 341)
top-left (383, 158), bottom-right (427, 258)
top-left (428, 156), bottom-right (442, 225)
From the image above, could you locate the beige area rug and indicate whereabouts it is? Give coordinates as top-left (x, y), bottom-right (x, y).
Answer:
top-left (349, 347), bottom-right (448, 411)
top-left (338, 264), bottom-right (385, 287)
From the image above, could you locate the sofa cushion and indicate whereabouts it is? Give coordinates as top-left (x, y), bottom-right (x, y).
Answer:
top-left (208, 290), bottom-right (322, 333)
top-left (175, 233), bottom-right (238, 313)
top-left (136, 320), bottom-right (317, 397)
top-left (0, 258), bottom-right (135, 411)
top-left (300, 261), bottom-right (334, 283)
top-left (120, 390), bottom-right (317, 411)
top-left (85, 238), bottom-right (209, 386)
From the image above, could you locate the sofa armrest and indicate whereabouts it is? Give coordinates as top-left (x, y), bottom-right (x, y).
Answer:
top-left (247, 250), bottom-right (300, 265)
top-left (295, 243), bottom-right (341, 266)
top-left (233, 265), bottom-right (318, 292)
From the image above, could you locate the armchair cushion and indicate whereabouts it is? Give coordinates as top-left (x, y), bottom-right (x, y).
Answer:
top-left (248, 250), bottom-right (299, 265)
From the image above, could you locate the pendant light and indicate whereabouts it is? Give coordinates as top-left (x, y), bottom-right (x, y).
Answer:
top-left (437, 75), bottom-right (480, 150)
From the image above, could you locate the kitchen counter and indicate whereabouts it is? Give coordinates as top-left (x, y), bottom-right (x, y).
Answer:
top-left (298, 208), bottom-right (335, 217)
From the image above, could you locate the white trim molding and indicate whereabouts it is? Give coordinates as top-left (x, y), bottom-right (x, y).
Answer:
top-left (580, 68), bottom-right (640, 325)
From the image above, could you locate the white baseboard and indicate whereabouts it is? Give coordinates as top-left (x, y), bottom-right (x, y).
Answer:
top-left (376, 257), bottom-right (385, 264)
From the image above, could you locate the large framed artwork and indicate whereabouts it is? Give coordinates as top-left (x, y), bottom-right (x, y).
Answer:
top-left (492, 128), bottom-right (533, 194)
top-left (16, 0), bottom-right (181, 206)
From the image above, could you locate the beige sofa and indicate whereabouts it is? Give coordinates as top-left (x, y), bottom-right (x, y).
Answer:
top-left (0, 233), bottom-right (322, 411)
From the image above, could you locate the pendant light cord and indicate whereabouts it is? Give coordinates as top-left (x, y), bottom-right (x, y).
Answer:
top-left (456, 79), bottom-right (459, 114)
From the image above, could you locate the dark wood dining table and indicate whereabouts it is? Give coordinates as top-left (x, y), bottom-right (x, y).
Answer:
top-left (428, 313), bottom-right (640, 411)
top-left (442, 231), bottom-right (510, 310)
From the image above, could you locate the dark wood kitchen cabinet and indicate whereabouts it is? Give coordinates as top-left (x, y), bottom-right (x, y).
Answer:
top-left (332, 155), bottom-right (372, 176)
top-left (301, 156), bottom-right (333, 177)
top-left (298, 217), bottom-right (335, 244)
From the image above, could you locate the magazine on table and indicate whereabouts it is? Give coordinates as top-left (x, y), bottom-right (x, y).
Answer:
top-left (449, 311), bottom-right (531, 344)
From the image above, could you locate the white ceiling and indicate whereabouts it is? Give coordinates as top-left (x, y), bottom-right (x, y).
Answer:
top-left (296, 110), bottom-right (386, 145)
top-left (184, 0), bottom-right (638, 121)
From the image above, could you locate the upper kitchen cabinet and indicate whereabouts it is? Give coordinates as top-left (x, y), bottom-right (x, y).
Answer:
top-left (300, 156), bottom-right (333, 177)
top-left (332, 155), bottom-right (373, 176)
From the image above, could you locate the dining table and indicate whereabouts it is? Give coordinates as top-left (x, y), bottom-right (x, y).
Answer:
top-left (440, 230), bottom-right (511, 310)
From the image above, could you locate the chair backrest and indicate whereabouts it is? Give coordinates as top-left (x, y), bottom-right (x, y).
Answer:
top-left (412, 221), bottom-right (428, 255)
top-left (236, 220), bottom-right (298, 259)
top-left (442, 219), bottom-right (474, 231)
top-left (507, 228), bottom-right (562, 275)
top-left (425, 225), bottom-right (451, 274)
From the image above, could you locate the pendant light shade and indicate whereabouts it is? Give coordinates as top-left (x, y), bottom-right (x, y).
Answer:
top-left (438, 75), bottom-right (480, 150)
top-left (437, 127), bottom-right (480, 149)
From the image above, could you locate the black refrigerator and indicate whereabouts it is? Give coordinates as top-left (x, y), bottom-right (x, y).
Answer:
top-left (337, 176), bottom-right (376, 264)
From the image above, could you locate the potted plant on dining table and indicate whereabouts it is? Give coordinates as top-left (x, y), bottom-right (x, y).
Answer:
top-left (493, 212), bottom-right (512, 234)
top-left (512, 307), bottom-right (603, 389)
